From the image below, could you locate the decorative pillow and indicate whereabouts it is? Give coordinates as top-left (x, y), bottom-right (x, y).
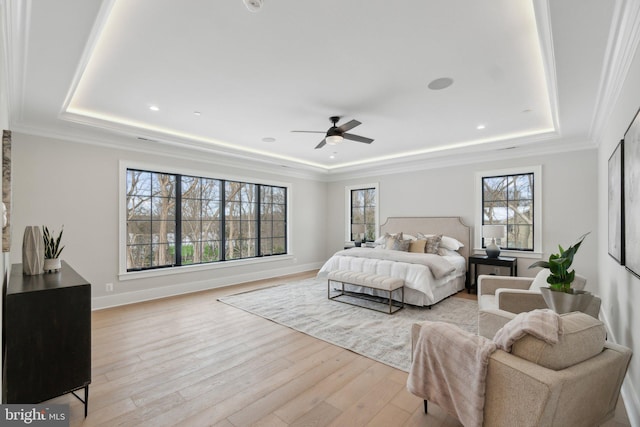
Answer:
top-left (384, 234), bottom-right (411, 251)
top-left (511, 312), bottom-right (606, 370)
top-left (409, 239), bottom-right (427, 253)
top-left (424, 234), bottom-right (442, 254)
top-left (375, 232), bottom-right (404, 245)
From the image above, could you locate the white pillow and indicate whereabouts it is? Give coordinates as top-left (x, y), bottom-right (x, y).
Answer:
top-left (529, 269), bottom-right (551, 291)
top-left (438, 247), bottom-right (460, 257)
top-left (434, 235), bottom-right (464, 251)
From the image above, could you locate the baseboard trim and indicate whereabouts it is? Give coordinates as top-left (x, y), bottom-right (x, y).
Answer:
top-left (91, 262), bottom-right (323, 310)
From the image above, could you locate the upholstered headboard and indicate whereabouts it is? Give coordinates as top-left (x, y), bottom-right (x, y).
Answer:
top-left (379, 217), bottom-right (471, 261)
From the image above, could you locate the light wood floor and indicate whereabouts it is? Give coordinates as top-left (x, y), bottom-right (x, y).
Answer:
top-left (51, 271), bottom-right (630, 426)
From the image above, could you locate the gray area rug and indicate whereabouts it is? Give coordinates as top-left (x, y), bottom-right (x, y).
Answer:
top-left (218, 277), bottom-right (478, 372)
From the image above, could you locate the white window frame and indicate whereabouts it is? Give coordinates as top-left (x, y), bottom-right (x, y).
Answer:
top-left (344, 183), bottom-right (380, 242)
top-left (119, 160), bottom-right (293, 280)
top-left (475, 165), bottom-right (542, 258)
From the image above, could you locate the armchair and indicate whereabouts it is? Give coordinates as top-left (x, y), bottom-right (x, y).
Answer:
top-left (409, 312), bottom-right (632, 427)
top-left (477, 270), bottom-right (600, 339)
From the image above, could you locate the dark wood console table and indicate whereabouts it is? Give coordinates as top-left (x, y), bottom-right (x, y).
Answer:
top-left (3, 261), bottom-right (91, 416)
top-left (467, 255), bottom-right (518, 293)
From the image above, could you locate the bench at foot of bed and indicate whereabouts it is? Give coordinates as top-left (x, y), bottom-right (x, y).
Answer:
top-left (327, 270), bottom-right (404, 314)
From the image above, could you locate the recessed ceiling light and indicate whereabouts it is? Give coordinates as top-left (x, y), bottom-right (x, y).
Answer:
top-left (428, 77), bottom-right (454, 90)
top-left (329, 152), bottom-right (337, 159)
top-left (149, 105), bottom-right (159, 111)
top-left (477, 124), bottom-right (486, 130)
top-left (262, 137), bottom-right (276, 143)
top-left (193, 111), bottom-right (201, 116)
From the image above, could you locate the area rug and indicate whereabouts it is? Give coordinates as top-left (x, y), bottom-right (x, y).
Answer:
top-left (218, 277), bottom-right (478, 372)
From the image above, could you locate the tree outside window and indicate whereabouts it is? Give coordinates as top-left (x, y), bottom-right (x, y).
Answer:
top-left (126, 168), bottom-right (287, 271)
top-left (351, 188), bottom-right (376, 242)
top-left (482, 173), bottom-right (534, 251)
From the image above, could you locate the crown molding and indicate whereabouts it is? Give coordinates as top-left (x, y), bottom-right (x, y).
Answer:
top-left (1, 0), bottom-right (31, 124)
top-left (590, 0), bottom-right (640, 145)
top-left (533, 0), bottom-right (561, 134)
top-left (10, 122), bottom-right (329, 181)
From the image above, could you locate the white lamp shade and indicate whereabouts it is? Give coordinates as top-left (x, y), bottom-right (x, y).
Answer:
top-left (483, 225), bottom-right (506, 239)
top-left (326, 135), bottom-right (343, 145)
top-left (352, 224), bottom-right (365, 234)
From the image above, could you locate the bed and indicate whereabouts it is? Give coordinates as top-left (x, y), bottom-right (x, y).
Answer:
top-left (318, 217), bottom-right (471, 307)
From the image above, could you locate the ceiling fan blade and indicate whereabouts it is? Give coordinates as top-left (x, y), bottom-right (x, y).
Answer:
top-left (337, 119), bottom-right (361, 132)
top-left (315, 138), bottom-right (327, 149)
top-left (343, 133), bottom-right (374, 144)
top-left (291, 130), bottom-right (326, 134)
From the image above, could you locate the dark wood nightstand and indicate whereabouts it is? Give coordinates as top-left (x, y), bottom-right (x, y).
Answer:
top-left (468, 255), bottom-right (518, 293)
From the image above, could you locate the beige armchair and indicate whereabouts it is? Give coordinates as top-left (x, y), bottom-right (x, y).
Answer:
top-left (477, 270), bottom-right (600, 339)
top-left (409, 312), bottom-right (632, 427)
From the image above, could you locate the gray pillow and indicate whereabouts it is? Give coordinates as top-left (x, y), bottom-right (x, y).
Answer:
top-left (384, 234), bottom-right (411, 251)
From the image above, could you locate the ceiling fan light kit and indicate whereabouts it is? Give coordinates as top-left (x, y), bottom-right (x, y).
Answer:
top-left (326, 135), bottom-right (343, 145)
top-left (292, 116), bottom-right (374, 149)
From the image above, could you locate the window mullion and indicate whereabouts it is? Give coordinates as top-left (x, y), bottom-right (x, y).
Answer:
top-left (257, 185), bottom-right (262, 257)
top-left (175, 174), bottom-right (182, 266)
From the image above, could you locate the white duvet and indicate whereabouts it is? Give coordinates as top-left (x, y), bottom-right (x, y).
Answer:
top-left (317, 249), bottom-right (466, 304)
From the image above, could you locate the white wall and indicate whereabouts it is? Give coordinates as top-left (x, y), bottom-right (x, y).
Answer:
top-left (10, 132), bottom-right (328, 309)
top-left (597, 38), bottom-right (640, 426)
top-left (326, 149), bottom-right (599, 286)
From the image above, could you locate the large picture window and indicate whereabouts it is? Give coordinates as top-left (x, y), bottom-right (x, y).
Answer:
top-left (482, 172), bottom-right (534, 251)
top-left (126, 168), bottom-right (287, 272)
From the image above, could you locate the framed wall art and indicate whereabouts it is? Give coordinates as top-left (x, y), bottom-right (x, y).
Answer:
top-left (2, 129), bottom-right (11, 253)
top-left (624, 108), bottom-right (640, 278)
top-left (608, 139), bottom-right (624, 264)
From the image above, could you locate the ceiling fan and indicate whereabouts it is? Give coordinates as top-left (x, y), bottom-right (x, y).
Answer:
top-left (292, 116), bottom-right (374, 149)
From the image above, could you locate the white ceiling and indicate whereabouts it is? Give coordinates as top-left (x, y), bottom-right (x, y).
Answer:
top-left (2, 0), bottom-right (620, 175)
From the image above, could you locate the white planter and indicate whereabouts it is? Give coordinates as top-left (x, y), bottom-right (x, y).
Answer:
top-left (540, 287), bottom-right (594, 314)
top-left (43, 258), bottom-right (61, 273)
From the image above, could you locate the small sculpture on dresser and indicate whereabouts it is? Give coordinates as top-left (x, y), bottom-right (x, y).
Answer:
top-left (22, 225), bottom-right (45, 275)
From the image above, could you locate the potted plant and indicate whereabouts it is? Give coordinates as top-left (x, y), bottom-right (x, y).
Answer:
top-left (43, 225), bottom-right (64, 272)
top-left (529, 232), bottom-right (593, 313)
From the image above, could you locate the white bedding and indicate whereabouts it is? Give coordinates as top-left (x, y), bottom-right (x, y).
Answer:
top-left (317, 248), bottom-right (467, 306)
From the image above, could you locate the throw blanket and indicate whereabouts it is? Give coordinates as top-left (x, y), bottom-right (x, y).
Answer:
top-left (407, 321), bottom-right (497, 427)
top-left (493, 308), bottom-right (563, 351)
top-left (333, 248), bottom-right (455, 279)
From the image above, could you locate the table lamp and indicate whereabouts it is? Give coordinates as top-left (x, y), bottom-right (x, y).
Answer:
top-left (352, 224), bottom-right (365, 247)
top-left (483, 225), bottom-right (506, 258)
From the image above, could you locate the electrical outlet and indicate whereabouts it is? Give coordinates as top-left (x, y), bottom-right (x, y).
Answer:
top-left (105, 283), bottom-right (114, 292)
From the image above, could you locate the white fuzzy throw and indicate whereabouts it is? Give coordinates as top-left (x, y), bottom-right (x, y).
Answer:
top-left (493, 308), bottom-right (563, 352)
top-left (407, 321), bottom-right (497, 427)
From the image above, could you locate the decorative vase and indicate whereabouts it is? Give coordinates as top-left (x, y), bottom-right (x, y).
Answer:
top-left (22, 226), bottom-right (44, 275)
top-left (540, 287), bottom-right (594, 314)
top-left (44, 258), bottom-right (61, 273)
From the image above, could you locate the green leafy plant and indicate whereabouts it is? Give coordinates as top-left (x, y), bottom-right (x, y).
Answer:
top-left (42, 226), bottom-right (65, 259)
top-left (529, 232), bottom-right (590, 293)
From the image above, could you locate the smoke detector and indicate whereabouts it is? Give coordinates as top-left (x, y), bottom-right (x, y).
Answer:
top-left (243, 0), bottom-right (263, 12)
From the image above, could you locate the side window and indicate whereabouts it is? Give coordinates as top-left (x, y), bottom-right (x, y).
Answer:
top-left (346, 184), bottom-right (379, 242)
top-left (482, 173), bottom-right (534, 251)
top-left (476, 166), bottom-right (541, 254)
